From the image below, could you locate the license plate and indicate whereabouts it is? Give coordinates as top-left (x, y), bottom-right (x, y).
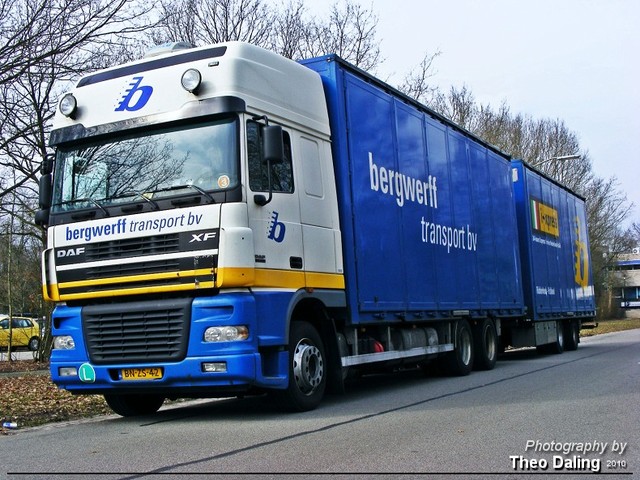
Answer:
top-left (121, 367), bottom-right (163, 381)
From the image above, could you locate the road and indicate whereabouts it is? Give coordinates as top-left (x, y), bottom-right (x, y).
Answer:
top-left (2, 329), bottom-right (639, 479)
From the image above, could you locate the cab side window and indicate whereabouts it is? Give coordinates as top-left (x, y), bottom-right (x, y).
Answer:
top-left (247, 121), bottom-right (294, 193)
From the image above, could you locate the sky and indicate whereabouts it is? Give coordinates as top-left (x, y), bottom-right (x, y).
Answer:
top-left (335, 0), bottom-right (640, 226)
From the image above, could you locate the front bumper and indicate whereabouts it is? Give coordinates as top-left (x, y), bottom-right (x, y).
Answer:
top-left (49, 291), bottom-right (290, 395)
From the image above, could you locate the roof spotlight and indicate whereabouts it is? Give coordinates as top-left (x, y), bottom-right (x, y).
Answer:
top-left (59, 93), bottom-right (77, 118)
top-left (181, 69), bottom-right (202, 94)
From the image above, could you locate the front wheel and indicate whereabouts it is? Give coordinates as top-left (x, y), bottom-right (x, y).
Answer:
top-left (277, 321), bottom-right (327, 412)
top-left (104, 394), bottom-right (165, 417)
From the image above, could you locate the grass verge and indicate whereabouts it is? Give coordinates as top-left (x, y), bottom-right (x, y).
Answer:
top-left (579, 318), bottom-right (639, 337)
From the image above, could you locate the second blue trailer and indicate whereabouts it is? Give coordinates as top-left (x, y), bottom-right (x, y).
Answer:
top-left (509, 160), bottom-right (596, 351)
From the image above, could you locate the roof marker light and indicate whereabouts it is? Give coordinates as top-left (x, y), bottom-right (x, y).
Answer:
top-left (181, 69), bottom-right (202, 94)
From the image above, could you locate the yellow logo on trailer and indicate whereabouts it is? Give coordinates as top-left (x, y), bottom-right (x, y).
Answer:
top-left (574, 217), bottom-right (589, 288)
top-left (530, 199), bottom-right (559, 237)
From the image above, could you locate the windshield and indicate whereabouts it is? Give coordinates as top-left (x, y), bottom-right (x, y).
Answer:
top-left (51, 117), bottom-right (238, 212)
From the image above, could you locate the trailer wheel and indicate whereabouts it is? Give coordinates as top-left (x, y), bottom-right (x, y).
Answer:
top-left (104, 394), bottom-right (165, 417)
top-left (473, 319), bottom-right (497, 371)
top-left (277, 321), bottom-right (327, 411)
top-left (564, 320), bottom-right (579, 351)
top-left (541, 321), bottom-right (564, 354)
top-left (443, 319), bottom-right (474, 376)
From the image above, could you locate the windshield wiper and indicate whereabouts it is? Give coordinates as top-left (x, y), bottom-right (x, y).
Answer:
top-left (154, 184), bottom-right (215, 203)
top-left (114, 191), bottom-right (160, 210)
top-left (55, 198), bottom-right (110, 216)
top-left (185, 184), bottom-right (215, 203)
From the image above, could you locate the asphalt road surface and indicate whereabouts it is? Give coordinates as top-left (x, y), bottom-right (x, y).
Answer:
top-left (2, 329), bottom-right (639, 479)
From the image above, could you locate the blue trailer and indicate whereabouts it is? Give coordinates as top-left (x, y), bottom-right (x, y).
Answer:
top-left (301, 55), bottom-right (526, 323)
top-left (38, 42), bottom-right (595, 415)
top-left (509, 160), bottom-right (596, 351)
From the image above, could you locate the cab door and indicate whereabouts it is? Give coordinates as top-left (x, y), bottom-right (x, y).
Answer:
top-left (245, 120), bottom-right (304, 288)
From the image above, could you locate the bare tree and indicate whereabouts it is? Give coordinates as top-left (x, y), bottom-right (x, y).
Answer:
top-left (150, 0), bottom-right (275, 47)
top-left (0, 0), bottom-right (157, 360)
top-left (150, 0), bottom-right (198, 45)
top-left (302, 0), bottom-right (382, 69)
top-left (0, 0), bottom-right (155, 202)
top-left (271, 0), bottom-right (308, 59)
top-left (633, 223), bottom-right (640, 245)
top-left (0, 0), bottom-right (152, 84)
top-left (151, 0), bottom-right (383, 69)
top-left (398, 50), bottom-right (441, 106)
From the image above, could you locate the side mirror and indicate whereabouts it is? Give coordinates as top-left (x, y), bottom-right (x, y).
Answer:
top-left (254, 125), bottom-right (284, 207)
top-left (35, 208), bottom-right (49, 227)
top-left (39, 174), bottom-right (52, 210)
top-left (263, 125), bottom-right (284, 165)
top-left (41, 154), bottom-right (55, 175)
top-left (35, 173), bottom-right (52, 226)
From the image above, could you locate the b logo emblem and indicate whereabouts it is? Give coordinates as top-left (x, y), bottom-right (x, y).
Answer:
top-left (267, 211), bottom-right (286, 243)
top-left (115, 76), bottom-right (153, 112)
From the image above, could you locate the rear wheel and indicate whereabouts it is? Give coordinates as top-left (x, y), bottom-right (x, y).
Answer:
top-left (443, 319), bottom-right (474, 376)
top-left (538, 321), bottom-right (564, 354)
top-left (104, 394), bottom-right (165, 417)
top-left (564, 320), bottom-right (580, 351)
top-left (473, 319), bottom-right (497, 371)
top-left (276, 321), bottom-right (327, 411)
top-left (550, 320), bottom-right (565, 354)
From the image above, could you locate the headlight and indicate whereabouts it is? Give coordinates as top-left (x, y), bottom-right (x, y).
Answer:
top-left (204, 326), bottom-right (248, 342)
top-left (53, 335), bottom-right (76, 350)
top-left (181, 68), bottom-right (202, 93)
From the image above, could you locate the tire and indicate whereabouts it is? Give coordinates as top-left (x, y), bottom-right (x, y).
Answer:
top-left (547, 321), bottom-right (565, 354)
top-left (28, 337), bottom-right (40, 352)
top-left (564, 320), bottom-right (579, 351)
top-left (443, 319), bottom-right (474, 376)
top-left (473, 319), bottom-right (497, 371)
top-left (276, 321), bottom-right (327, 412)
top-left (104, 394), bottom-right (165, 417)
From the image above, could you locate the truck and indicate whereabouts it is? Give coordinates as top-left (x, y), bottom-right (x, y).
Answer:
top-left (35, 42), bottom-right (595, 416)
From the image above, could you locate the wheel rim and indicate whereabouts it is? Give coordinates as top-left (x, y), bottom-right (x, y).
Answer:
top-left (292, 338), bottom-right (324, 396)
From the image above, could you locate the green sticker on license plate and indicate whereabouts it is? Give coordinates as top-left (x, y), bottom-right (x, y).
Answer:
top-left (121, 367), bottom-right (163, 381)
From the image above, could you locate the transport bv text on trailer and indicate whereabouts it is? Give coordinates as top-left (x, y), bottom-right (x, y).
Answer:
top-left (36, 42), bottom-right (595, 416)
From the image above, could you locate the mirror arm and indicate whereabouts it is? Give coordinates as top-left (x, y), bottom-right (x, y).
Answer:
top-left (253, 159), bottom-right (273, 206)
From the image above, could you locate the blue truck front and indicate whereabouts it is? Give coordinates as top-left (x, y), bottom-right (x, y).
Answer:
top-left (44, 193), bottom-right (288, 395)
top-left (50, 290), bottom-right (289, 396)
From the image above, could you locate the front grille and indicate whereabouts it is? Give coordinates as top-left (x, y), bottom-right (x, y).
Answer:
top-left (85, 259), bottom-right (181, 279)
top-left (85, 234), bottom-right (180, 261)
top-left (83, 297), bottom-right (192, 364)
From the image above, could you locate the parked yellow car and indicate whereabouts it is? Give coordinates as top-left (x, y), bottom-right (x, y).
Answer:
top-left (0, 316), bottom-right (41, 351)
